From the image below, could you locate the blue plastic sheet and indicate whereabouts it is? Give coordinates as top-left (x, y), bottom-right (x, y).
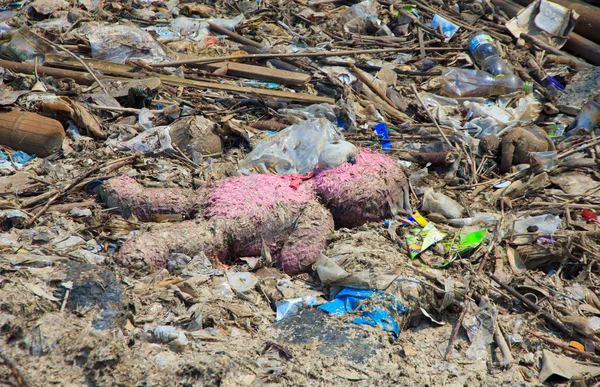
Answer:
top-left (318, 287), bottom-right (408, 338)
top-left (0, 150), bottom-right (35, 169)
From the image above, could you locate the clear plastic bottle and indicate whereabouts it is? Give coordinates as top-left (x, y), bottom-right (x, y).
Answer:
top-left (440, 68), bottom-right (527, 98)
top-left (567, 98), bottom-right (600, 133)
top-left (469, 32), bottom-right (514, 77)
top-left (448, 213), bottom-right (499, 227)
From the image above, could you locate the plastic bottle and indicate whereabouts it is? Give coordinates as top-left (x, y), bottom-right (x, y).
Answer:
top-left (469, 32), bottom-right (514, 77)
top-left (440, 68), bottom-right (527, 98)
top-left (448, 213), bottom-right (499, 227)
top-left (567, 98), bottom-right (600, 133)
top-left (438, 31), bottom-right (527, 98)
top-left (0, 111), bottom-right (65, 157)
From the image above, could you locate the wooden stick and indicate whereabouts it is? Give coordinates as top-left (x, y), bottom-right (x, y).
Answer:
top-left (495, 323), bottom-right (515, 364)
top-left (43, 55), bottom-right (334, 104)
top-left (150, 47), bottom-right (463, 68)
top-left (207, 21), bottom-right (262, 48)
top-left (198, 61), bottom-right (311, 85)
top-left (529, 331), bottom-right (600, 363)
top-left (0, 59), bottom-right (99, 85)
top-left (348, 62), bottom-right (396, 108)
top-left (409, 83), bottom-right (454, 148)
top-left (444, 296), bottom-right (471, 360)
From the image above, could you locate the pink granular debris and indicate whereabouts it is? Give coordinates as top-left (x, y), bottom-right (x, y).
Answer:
top-left (205, 174), bottom-right (314, 219)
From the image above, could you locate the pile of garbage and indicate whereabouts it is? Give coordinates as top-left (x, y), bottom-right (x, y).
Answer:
top-left (1, 0), bottom-right (600, 385)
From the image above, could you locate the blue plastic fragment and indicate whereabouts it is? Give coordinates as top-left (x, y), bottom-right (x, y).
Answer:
top-left (318, 287), bottom-right (408, 338)
top-left (84, 179), bottom-right (105, 194)
top-left (374, 122), bottom-right (392, 152)
top-left (430, 14), bottom-right (460, 41)
top-left (544, 76), bottom-right (565, 91)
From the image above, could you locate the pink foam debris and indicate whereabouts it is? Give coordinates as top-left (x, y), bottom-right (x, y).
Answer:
top-left (312, 149), bottom-right (407, 228)
top-left (205, 174), bottom-right (314, 219)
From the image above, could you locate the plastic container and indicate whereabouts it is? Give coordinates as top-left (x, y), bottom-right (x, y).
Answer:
top-left (531, 151), bottom-right (558, 172)
top-left (0, 111), bottom-right (65, 157)
top-left (469, 32), bottom-right (514, 77)
top-left (440, 68), bottom-right (527, 98)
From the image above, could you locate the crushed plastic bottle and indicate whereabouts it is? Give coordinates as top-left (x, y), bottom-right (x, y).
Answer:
top-left (440, 68), bottom-right (527, 98)
top-left (440, 32), bottom-right (527, 98)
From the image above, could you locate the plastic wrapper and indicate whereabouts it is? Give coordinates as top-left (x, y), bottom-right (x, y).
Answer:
top-left (82, 23), bottom-right (170, 64)
top-left (430, 14), bottom-right (459, 41)
top-left (239, 118), bottom-right (344, 175)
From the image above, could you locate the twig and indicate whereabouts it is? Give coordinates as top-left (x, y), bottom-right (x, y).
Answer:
top-left (489, 274), bottom-right (572, 336)
top-left (477, 220), bottom-right (503, 275)
top-left (529, 331), bottom-right (600, 363)
top-left (25, 156), bottom-right (137, 227)
top-left (558, 137), bottom-right (600, 159)
top-left (29, 30), bottom-right (108, 94)
top-left (88, 104), bottom-right (165, 114)
top-left (0, 345), bottom-right (30, 387)
top-left (409, 83), bottom-right (454, 148)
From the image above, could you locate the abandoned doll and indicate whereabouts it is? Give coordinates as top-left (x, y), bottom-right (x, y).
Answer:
top-left (480, 126), bottom-right (555, 174)
top-left (99, 146), bottom-right (409, 275)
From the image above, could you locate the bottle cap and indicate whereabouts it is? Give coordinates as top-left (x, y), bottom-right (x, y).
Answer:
top-left (524, 81), bottom-right (532, 94)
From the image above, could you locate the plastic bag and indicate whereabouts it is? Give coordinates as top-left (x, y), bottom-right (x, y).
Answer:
top-left (0, 26), bottom-right (55, 63)
top-left (82, 23), bottom-right (170, 64)
top-left (166, 14), bottom-right (244, 42)
top-left (421, 188), bottom-right (465, 219)
top-left (239, 118), bottom-right (344, 175)
top-left (342, 0), bottom-right (380, 33)
top-left (279, 103), bottom-right (337, 125)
